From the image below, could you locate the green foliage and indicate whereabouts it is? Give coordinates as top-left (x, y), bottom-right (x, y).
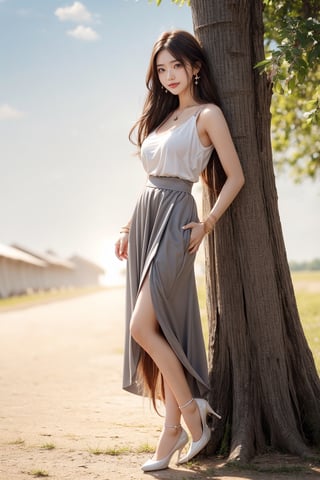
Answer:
top-left (29, 470), bottom-right (49, 478)
top-left (151, 0), bottom-right (320, 180)
top-left (89, 446), bottom-right (131, 455)
top-left (149, 0), bottom-right (190, 6)
top-left (295, 289), bottom-right (320, 373)
top-left (261, 1), bottom-right (320, 180)
top-left (40, 443), bottom-right (55, 450)
top-left (198, 270), bottom-right (320, 373)
top-left (290, 258), bottom-right (320, 271)
top-left (8, 438), bottom-right (25, 445)
top-left (135, 442), bottom-right (155, 453)
top-left (0, 286), bottom-right (105, 310)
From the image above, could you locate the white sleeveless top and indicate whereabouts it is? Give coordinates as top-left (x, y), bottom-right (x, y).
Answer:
top-left (140, 111), bottom-right (213, 183)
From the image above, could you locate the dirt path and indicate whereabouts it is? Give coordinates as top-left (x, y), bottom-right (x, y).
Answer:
top-left (0, 289), bottom-right (318, 480)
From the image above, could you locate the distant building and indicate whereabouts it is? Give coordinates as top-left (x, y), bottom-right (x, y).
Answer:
top-left (0, 243), bottom-right (46, 298)
top-left (12, 244), bottom-right (75, 290)
top-left (0, 243), bottom-right (105, 298)
top-left (68, 255), bottom-right (105, 287)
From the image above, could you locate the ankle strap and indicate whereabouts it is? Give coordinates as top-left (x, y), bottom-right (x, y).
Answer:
top-left (179, 398), bottom-right (194, 410)
top-left (164, 424), bottom-right (181, 430)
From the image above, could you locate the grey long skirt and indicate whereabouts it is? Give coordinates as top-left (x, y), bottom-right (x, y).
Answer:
top-left (122, 175), bottom-right (209, 398)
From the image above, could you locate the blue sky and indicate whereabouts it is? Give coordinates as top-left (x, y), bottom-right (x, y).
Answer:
top-left (0, 0), bottom-right (319, 283)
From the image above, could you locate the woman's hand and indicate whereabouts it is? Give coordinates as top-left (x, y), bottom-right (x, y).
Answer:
top-left (115, 233), bottom-right (129, 260)
top-left (182, 222), bottom-right (206, 254)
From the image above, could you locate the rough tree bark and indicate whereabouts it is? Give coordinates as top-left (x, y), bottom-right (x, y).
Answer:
top-left (191, 0), bottom-right (320, 462)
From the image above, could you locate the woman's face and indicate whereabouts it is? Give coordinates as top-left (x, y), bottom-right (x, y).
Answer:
top-left (156, 49), bottom-right (194, 96)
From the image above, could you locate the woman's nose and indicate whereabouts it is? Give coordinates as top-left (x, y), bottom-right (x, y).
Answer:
top-left (167, 68), bottom-right (175, 80)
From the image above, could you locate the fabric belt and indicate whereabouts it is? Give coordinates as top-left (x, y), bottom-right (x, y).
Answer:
top-left (146, 175), bottom-right (193, 194)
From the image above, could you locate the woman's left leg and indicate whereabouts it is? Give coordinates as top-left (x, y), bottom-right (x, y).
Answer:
top-left (153, 381), bottom-right (182, 460)
top-left (130, 275), bottom-right (202, 447)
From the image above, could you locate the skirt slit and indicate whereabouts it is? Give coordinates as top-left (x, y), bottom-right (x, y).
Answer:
top-left (122, 176), bottom-right (209, 398)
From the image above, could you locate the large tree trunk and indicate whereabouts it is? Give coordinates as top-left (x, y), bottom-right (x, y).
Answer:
top-left (191, 0), bottom-right (320, 462)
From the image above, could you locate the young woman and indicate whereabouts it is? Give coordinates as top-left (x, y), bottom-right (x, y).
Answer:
top-left (115, 30), bottom-right (244, 472)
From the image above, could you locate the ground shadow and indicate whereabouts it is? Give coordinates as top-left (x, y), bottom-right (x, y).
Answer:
top-left (143, 453), bottom-right (320, 480)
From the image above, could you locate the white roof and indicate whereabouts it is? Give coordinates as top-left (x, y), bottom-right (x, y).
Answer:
top-left (11, 244), bottom-right (75, 270)
top-left (0, 243), bottom-right (46, 267)
top-left (69, 254), bottom-right (105, 274)
top-left (41, 250), bottom-right (74, 269)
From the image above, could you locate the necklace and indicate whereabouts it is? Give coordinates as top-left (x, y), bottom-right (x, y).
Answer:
top-left (172, 104), bottom-right (198, 122)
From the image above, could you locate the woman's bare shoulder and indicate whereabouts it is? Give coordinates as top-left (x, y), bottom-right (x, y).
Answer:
top-left (199, 103), bottom-right (223, 118)
top-left (198, 104), bottom-right (225, 130)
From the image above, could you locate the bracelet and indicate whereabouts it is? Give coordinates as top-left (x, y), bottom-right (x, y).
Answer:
top-left (120, 226), bottom-right (130, 234)
top-left (203, 214), bottom-right (217, 234)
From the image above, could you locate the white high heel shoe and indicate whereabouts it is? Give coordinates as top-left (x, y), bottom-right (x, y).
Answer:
top-left (141, 426), bottom-right (188, 472)
top-left (177, 398), bottom-right (221, 465)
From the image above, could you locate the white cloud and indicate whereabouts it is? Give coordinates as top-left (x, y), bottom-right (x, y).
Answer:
top-left (0, 104), bottom-right (25, 121)
top-left (67, 25), bottom-right (99, 41)
top-left (55, 2), bottom-right (93, 23)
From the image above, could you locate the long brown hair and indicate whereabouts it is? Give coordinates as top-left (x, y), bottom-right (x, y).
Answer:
top-left (130, 30), bottom-right (220, 146)
top-left (130, 30), bottom-right (224, 410)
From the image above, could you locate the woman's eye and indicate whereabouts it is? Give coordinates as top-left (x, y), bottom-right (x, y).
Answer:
top-left (157, 68), bottom-right (165, 74)
top-left (174, 63), bottom-right (182, 69)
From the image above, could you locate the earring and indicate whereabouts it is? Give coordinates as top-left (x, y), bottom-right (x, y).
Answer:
top-left (161, 85), bottom-right (168, 94)
top-left (194, 73), bottom-right (200, 85)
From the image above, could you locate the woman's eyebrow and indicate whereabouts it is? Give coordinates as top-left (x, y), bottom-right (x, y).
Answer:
top-left (156, 60), bottom-right (178, 67)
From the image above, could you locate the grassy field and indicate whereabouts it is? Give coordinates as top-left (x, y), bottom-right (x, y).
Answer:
top-left (292, 271), bottom-right (320, 372)
top-left (0, 272), bottom-right (319, 371)
top-left (197, 271), bottom-right (320, 373)
top-left (0, 285), bottom-right (107, 311)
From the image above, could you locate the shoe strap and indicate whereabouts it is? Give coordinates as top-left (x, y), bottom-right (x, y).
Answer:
top-left (164, 423), bottom-right (181, 430)
top-left (179, 398), bottom-right (194, 410)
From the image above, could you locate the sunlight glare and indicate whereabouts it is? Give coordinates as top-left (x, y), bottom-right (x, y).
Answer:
top-left (99, 238), bottom-right (126, 286)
